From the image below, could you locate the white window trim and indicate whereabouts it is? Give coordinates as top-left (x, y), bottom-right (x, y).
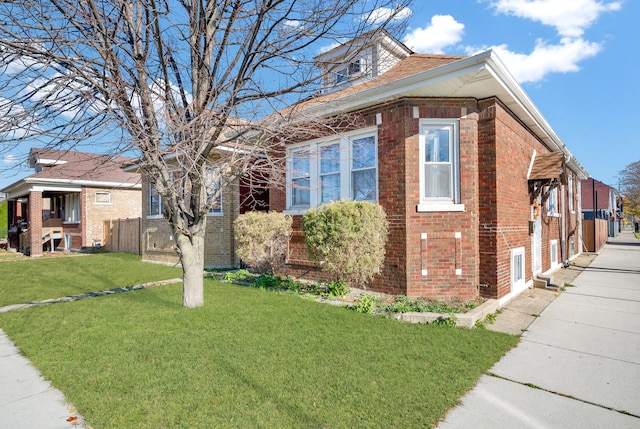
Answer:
top-left (63, 193), bottom-right (80, 224)
top-left (285, 127), bottom-right (378, 213)
top-left (417, 119), bottom-right (464, 213)
top-left (94, 191), bottom-right (111, 205)
top-left (511, 247), bottom-right (526, 292)
top-left (568, 175), bottom-right (574, 214)
top-left (205, 168), bottom-right (224, 216)
top-left (148, 182), bottom-right (163, 219)
top-left (550, 239), bottom-right (560, 269)
top-left (547, 186), bottom-right (559, 217)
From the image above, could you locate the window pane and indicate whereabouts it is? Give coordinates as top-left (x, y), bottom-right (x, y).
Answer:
top-left (424, 131), bottom-right (436, 162)
top-left (352, 136), bottom-right (375, 169)
top-left (424, 164), bottom-right (452, 198)
top-left (320, 143), bottom-right (340, 174)
top-left (292, 153), bottom-right (310, 179)
top-left (352, 169), bottom-right (376, 201)
top-left (321, 173), bottom-right (340, 203)
top-left (150, 186), bottom-right (161, 216)
top-left (514, 254), bottom-right (523, 282)
top-left (437, 129), bottom-right (450, 162)
top-left (292, 178), bottom-right (310, 206)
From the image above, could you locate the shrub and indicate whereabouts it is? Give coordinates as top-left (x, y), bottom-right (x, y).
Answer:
top-left (234, 211), bottom-right (292, 273)
top-left (352, 293), bottom-right (378, 314)
top-left (325, 280), bottom-right (348, 298)
top-left (302, 200), bottom-right (388, 288)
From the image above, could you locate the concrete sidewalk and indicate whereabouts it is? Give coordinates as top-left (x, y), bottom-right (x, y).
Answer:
top-left (437, 228), bottom-right (640, 428)
top-left (0, 330), bottom-right (84, 428)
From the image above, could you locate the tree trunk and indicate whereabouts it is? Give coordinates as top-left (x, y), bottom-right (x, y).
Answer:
top-left (176, 228), bottom-right (206, 308)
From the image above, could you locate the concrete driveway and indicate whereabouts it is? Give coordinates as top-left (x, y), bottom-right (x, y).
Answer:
top-left (437, 228), bottom-right (640, 429)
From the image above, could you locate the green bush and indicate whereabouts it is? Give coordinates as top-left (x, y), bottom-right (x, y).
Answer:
top-left (302, 200), bottom-right (388, 288)
top-left (352, 293), bottom-right (378, 314)
top-left (234, 211), bottom-right (292, 274)
top-left (0, 200), bottom-right (7, 239)
top-left (325, 280), bottom-right (348, 298)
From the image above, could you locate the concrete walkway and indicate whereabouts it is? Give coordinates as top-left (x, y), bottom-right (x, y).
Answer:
top-left (438, 228), bottom-right (640, 429)
top-left (0, 279), bottom-right (181, 428)
top-left (0, 330), bottom-right (83, 428)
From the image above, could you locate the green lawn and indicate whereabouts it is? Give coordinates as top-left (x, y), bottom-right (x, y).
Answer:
top-left (0, 280), bottom-right (518, 428)
top-left (0, 253), bottom-right (183, 306)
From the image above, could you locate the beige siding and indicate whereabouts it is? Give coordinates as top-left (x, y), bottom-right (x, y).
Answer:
top-left (84, 187), bottom-right (141, 247)
top-left (141, 175), bottom-right (239, 268)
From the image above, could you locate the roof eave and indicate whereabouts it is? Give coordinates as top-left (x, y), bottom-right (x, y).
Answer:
top-left (297, 49), bottom-right (589, 179)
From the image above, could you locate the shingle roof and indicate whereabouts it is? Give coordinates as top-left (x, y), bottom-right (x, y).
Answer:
top-left (278, 53), bottom-right (466, 119)
top-left (27, 148), bottom-right (140, 186)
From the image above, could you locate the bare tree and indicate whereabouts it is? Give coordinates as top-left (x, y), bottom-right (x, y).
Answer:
top-left (0, 0), bottom-right (410, 307)
top-left (620, 160), bottom-right (640, 219)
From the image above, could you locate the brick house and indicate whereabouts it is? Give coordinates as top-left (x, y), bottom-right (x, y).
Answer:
top-left (137, 156), bottom-right (269, 268)
top-left (581, 177), bottom-right (620, 238)
top-left (2, 148), bottom-right (141, 256)
top-left (271, 31), bottom-right (589, 303)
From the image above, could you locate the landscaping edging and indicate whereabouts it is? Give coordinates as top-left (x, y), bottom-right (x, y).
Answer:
top-left (393, 299), bottom-right (500, 328)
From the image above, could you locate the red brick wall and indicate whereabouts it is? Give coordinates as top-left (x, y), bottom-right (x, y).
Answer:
top-left (478, 98), bottom-right (579, 298)
top-left (273, 96), bottom-right (580, 301)
top-left (275, 98), bottom-right (481, 301)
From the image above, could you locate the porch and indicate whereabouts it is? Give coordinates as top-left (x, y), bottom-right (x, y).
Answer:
top-left (6, 190), bottom-right (81, 256)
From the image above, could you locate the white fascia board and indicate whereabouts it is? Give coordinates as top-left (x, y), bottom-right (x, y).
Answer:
top-left (34, 158), bottom-right (68, 166)
top-left (302, 49), bottom-right (589, 179)
top-left (24, 177), bottom-right (142, 190)
top-left (304, 51), bottom-right (494, 118)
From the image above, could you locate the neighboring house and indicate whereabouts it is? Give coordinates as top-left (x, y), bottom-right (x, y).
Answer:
top-left (1, 148), bottom-right (141, 256)
top-left (270, 30), bottom-right (589, 303)
top-left (581, 177), bottom-right (620, 237)
top-left (136, 153), bottom-right (269, 269)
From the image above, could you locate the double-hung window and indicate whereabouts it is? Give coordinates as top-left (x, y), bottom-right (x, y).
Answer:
top-left (286, 128), bottom-right (378, 211)
top-left (205, 168), bottom-right (223, 215)
top-left (320, 142), bottom-right (340, 204)
top-left (351, 135), bottom-right (377, 202)
top-left (290, 149), bottom-right (311, 208)
top-left (149, 183), bottom-right (162, 217)
top-left (547, 186), bottom-right (558, 216)
top-left (568, 176), bottom-right (574, 212)
top-left (418, 120), bottom-right (462, 211)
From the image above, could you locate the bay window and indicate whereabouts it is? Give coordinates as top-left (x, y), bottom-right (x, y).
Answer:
top-left (286, 128), bottom-right (378, 211)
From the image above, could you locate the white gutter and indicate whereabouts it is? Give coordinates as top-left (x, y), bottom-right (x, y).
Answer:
top-left (293, 49), bottom-right (589, 180)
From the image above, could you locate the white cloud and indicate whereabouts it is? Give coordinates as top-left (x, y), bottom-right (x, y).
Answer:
top-left (463, 0), bottom-right (621, 82)
top-left (363, 6), bottom-right (412, 25)
top-left (490, 0), bottom-right (622, 38)
top-left (3, 154), bottom-right (17, 164)
top-left (485, 37), bottom-right (603, 82)
top-left (403, 15), bottom-right (465, 54)
top-left (284, 20), bottom-right (302, 28)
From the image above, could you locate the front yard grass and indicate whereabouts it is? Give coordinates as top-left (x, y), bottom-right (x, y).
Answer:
top-left (0, 280), bottom-right (518, 428)
top-left (0, 253), bottom-right (183, 306)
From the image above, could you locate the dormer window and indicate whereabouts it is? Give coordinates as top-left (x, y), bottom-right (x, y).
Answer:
top-left (336, 59), bottom-right (363, 84)
top-left (315, 30), bottom-right (412, 94)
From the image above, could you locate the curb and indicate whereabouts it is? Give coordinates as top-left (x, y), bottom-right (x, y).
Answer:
top-left (394, 299), bottom-right (500, 328)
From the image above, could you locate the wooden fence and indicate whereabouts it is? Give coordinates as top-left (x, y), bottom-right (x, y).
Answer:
top-left (104, 218), bottom-right (141, 255)
top-left (582, 219), bottom-right (608, 252)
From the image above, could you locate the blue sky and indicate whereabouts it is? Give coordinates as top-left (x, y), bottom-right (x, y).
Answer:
top-left (1, 0), bottom-right (635, 191)
top-left (399, 0), bottom-right (635, 189)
